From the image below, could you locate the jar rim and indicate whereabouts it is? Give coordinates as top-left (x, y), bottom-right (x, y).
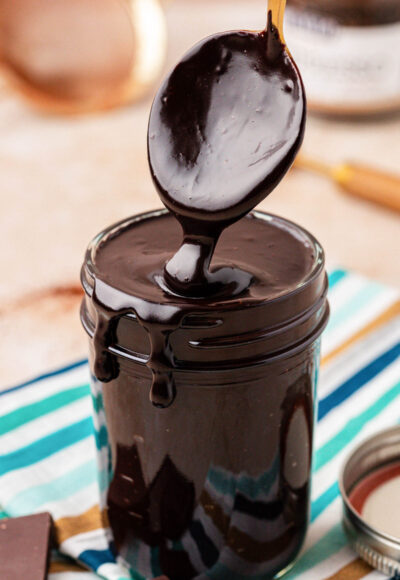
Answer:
top-left (81, 209), bottom-right (329, 371)
top-left (82, 208), bottom-right (326, 309)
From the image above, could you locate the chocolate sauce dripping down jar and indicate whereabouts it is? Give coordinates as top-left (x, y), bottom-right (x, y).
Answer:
top-left (81, 210), bottom-right (329, 579)
top-left (80, 9), bottom-right (329, 580)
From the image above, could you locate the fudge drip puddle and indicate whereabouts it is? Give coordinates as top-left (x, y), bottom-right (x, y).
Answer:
top-left (91, 2), bottom-right (306, 408)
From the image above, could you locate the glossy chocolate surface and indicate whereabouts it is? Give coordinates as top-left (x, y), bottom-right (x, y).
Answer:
top-left (94, 212), bottom-right (315, 305)
top-left (148, 14), bottom-right (305, 296)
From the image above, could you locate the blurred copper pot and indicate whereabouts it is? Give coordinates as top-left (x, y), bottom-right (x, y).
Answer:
top-left (0, 0), bottom-right (167, 114)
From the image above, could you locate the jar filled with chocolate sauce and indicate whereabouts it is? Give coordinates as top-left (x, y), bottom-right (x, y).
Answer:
top-left (285, 0), bottom-right (400, 115)
top-left (81, 208), bottom-right (329, 579)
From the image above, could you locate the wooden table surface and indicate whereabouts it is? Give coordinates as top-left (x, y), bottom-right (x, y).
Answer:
top-left (1, 0), bottom-right (399, 387)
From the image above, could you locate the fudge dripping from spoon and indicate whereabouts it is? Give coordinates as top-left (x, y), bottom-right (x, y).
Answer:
top-left (148, 0), bottom-right (305, 298)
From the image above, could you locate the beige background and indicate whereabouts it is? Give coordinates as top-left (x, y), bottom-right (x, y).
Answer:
top-left (0, 0), bottom-right (399, 386)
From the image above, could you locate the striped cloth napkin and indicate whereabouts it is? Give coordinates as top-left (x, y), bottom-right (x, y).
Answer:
top-left (0, 269), bottom-right (399, 580)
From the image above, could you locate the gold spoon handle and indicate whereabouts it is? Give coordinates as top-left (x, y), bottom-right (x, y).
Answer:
top-left (268, 0), bottom-right (287, 35)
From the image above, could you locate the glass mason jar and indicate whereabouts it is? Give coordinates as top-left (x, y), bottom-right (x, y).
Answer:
top-left (285, 0), bottom-right (400, 116)
top-left (80, 209), bottom-right (329, 579)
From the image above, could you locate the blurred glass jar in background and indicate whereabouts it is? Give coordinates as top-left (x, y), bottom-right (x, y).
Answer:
top-left (285, 0), bottom-right (400, 116)
top-left (0, 0), bottom-right (166, 114)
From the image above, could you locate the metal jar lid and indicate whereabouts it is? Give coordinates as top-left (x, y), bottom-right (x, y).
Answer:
top-left (339, 426), bottom-right (400, 576)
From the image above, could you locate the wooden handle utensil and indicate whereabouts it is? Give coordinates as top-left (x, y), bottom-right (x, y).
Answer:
top-left (295, 155), bottom-right (400, 213)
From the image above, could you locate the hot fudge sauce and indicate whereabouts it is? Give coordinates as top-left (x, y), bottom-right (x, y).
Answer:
top-left (81, 211), bottom-right (328, 578)
top-left (148, 12), bottom-right (305, 297)
top-left (81, 5), bottom-right (329, 579)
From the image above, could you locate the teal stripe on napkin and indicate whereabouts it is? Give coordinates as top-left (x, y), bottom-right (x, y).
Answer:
top-left (0, 417), bottom-right (93, 476)
top-left (0, 385), bottom-right (89, 436)
top-left (4, 459), bottom-right (97, 515)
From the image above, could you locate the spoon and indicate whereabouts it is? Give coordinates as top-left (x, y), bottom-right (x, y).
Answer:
top-left (148, 0), bottom-right (305, 297)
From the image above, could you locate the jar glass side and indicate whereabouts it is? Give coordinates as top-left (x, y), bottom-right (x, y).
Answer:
top-left (88, 339), bottom-right (322, 579)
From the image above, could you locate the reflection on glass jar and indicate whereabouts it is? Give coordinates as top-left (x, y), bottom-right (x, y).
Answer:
top-left (90, 344), bottom-right (320, 579)
top-left (0, 0), bottom-right (166, 113)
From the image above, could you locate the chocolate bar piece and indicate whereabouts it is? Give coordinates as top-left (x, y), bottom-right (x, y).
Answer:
top-left (0, 513), bottom-right (53, 580)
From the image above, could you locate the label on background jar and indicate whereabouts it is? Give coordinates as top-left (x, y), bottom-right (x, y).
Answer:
top-left (285, 8), bottom-right (400, 111)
